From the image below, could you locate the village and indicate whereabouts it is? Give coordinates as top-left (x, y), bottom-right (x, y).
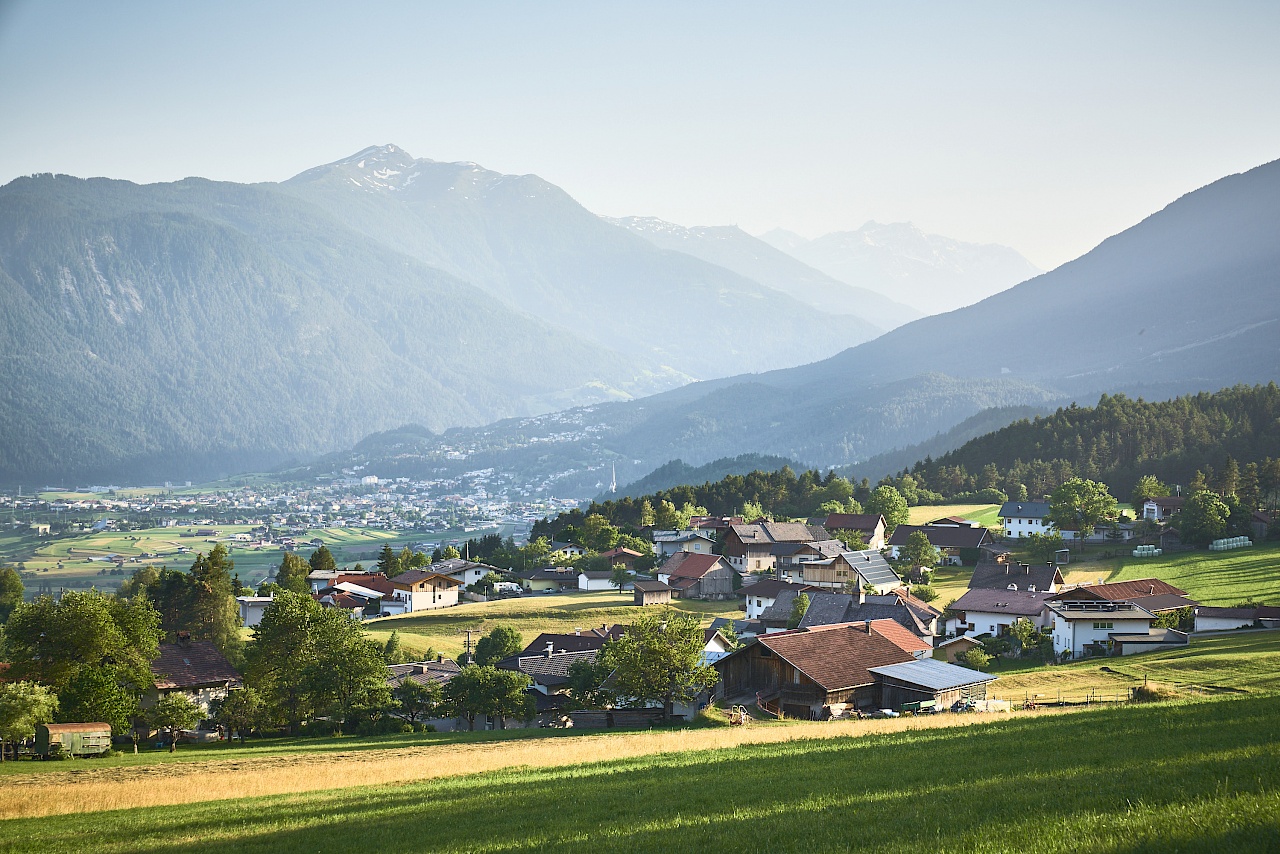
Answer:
top-left (86, 497), bottom-right (1267, 742)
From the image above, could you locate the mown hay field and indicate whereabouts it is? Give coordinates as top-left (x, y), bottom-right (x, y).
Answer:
top-left (1, 696), bottom-right (1276, 853)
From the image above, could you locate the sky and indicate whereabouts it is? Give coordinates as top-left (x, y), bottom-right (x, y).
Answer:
top-left (1, 1), bottom-right (1278, 269)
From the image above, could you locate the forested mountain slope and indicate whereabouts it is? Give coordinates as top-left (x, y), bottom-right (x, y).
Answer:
top-left (0, 175), bottom-right (656, 483)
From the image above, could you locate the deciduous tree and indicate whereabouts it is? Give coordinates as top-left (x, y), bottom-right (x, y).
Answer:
top-left (866, 486), bottom-right (909, 535)
top-left (474, 626), bottom-right (523, 667)
top-left (598, 611), bottom-right (718, 720)
top-left (149, 692), bottom-right (200, 752)
top-left (0, 681), bottom-right (58, 762)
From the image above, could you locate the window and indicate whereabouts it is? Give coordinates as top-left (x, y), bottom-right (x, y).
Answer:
top-left (1092, 621), bottom-right (1113, 630)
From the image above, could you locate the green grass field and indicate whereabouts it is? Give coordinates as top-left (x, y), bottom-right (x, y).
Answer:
top-left (2, 695), bottom-right (1276, 852)
top-left (905, 503), bottom-right (1000, 527)
top-left (986, 631), bottom-right (1280, 700)
top-left (1102, 542), bottom-right (1280, 606)
top-left (365, 592), bottom-right (741, 658)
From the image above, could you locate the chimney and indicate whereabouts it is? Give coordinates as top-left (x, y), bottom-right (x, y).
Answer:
top-left (1149, 584), bottom-right (1155, 595)
top-left (858, 589), bottom-right (866, 605)
top-left (544, 641), bottom-right (555, 658)
top-left (436, 653), bottom-right (443, 663)
top-left (864, 620), bottom-right (872, 634)
top-left (176, 630), bottom-right (191, 648)
top-left (574, 627), bottom-right (581, 636)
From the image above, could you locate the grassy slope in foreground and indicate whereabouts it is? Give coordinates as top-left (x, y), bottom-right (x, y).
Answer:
top-left (2, 696), bottom-right (1277, 853)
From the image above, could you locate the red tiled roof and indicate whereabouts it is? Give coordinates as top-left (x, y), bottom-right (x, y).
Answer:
top-left (750, 623), bottom-right (915, 691)
top-left (865, 619), bottom-right (933, 655)
top-left (336, 573), bottom-right (394, 595)
top-left (1050, 578), bottom-right (1186, 602)
top-left (599, 547), bottom-right (644, 560)
top-left (663, 552), bottom-right (730, 580)
top-left (151, 641), bottom-right (241, 690)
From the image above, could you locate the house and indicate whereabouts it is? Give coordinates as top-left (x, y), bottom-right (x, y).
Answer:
top-left (431, 558), bottom-right (502, 588)
top-left (968, 562), bottom-right (1064, 594)
top-left (999, 501), bottom-right (1053, 539)
top-left (236, 595), bottom-right (274, 628)
top-left (793, 589), bottom-right (941, 641)
top-left (390, 570), bottom-right (463, 612)
top-left (550, 541), bottom-right (586, 557)
top-left (1046, 601), bottom-right (1166, 658)
top-left (740, 578), bottom-right (819, 620)
top-left (651, 530), bottom-right (716, 558)
top-left (868, 658), bottom-right (998, 711)
top-left (946, 588), bottom-right (1054, 638)
top-left (781, 549), bottom-right (900, 593)
top-left (579, 570), bottom-right (630, 592)
top-left (1047, 578), bottom-right (1197, 615)
top-left (932, 635), bottom-right (984, 663)
top-left (723, 522), bottom-right (829, 574)
top-left (822, 514), bottom-right (887, 550)
top-left (1142, 496), bottom-right (1185, 522)
top-left (688, 515), bottom-right (744, 534)
top-left (701, 627), bottom-right (734, 666)
top-left (714, 622), bottom-right (916, 719)
top-left (148, 635), bottom-right (241, 714)
top-left (887, 522), bottom-right (990, 565)
top-left (515, 566), bottom-right (579, 593)
top-left (497, 627), bottom-right (624, 701)
top-left (657, 552), bottom-right (737, 600)
top-left (710, 615), bottom-right (765, 641)
top-left (386, 657), bottom-right (461, 691)
top-left (315, 589), bottom-right (375, 619)
top-left (633, 579), bottom-right (672, 606)
top-left (597, 547), bottom-right (646, 571)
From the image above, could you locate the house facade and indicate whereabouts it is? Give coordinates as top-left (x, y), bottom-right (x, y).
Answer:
top-left (887, 522), bottom-right (990, 565)
top-left (723, 522), bottom-right (828, 574)
top-left (657, 552), bottom-right (737, 600)
top-left (741, 578), bottom-right (818, 620)
top-left (1142, 496), bottom-right (1185, 522)
top-left (147, 636), bottom-right (242, 715)
top-left (1047, 601), bottom-right (1157, 658)
top-left (781, 549), bottom-right (900, 593)
top-left (946, 588), bottom-right (1053, 638)
top-left (999, 501), bottom-right (1053, 539)
top-left (390, 570), bottom-right (463, 611)
top-left (652, 530), bottom-right (715, 559)
top-left (822, 513), bottom-right (887, 550)
top-left (515, 566), bottom-right (579, 593)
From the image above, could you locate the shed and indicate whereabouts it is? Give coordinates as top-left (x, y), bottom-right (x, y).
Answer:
top-left (868, 659), bottom-right (998, 710)
top-left (932, 635), bottom-right (983, 663)
top-left (633, 579), bottom-right (671, 606)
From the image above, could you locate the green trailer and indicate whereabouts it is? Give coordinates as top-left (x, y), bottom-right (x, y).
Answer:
top-left (35, 723), bottom-right (112, 758)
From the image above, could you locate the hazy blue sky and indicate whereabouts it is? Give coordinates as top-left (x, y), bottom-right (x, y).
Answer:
top-left (2, 1), bottom-right (1278, 268)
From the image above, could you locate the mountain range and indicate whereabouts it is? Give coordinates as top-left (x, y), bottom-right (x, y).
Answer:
top-left (0, 145), bottom-right (1039, 484)
top-left (760, 222), bottom-right (1043, 313)
top-left (308, 156), bottom-right (1280, 497)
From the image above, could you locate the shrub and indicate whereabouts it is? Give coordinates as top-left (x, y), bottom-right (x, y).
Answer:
top-left (960, 648), bottom-right (992, 670)
top-left (1130, 683), bottom-right (1179, 703)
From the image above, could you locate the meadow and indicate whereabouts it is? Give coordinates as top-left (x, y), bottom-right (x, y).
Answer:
top-left (365, 591), bottom-right (740, 658)
top-left (984, 630), bottom-right (1280, 700)
top-left (0, 695), bottom-right (1275, 852)
top-left (904, 503), bottom-right (1000, 527)
top-left (9, 524), bottom-right (486, 597)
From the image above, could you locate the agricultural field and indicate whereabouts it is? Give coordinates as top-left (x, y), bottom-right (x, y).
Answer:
top-left (7, 525), bottom-right (484, 599)
top-left (364, 592), bottom-right (741, 659)
top-left (904, 503), bottom-right (1000, 527)
top-left (0, 695), bottom-right (1276, 852)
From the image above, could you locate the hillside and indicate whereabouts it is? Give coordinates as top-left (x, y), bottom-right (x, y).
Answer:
top-left (613, 453), bottom-right (802, 500)
top-left (610, 216), bottom-right (920, 329)
top-left (760, 221), bottom-right (1042, 313)
top-left (280, 145), bottom-right (885, 379)
top-left (896, 384), bottom-right (1280, 503)
top-left (0, 174), bottom-right (673, 484)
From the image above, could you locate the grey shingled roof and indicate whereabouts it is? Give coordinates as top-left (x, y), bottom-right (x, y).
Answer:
top-left (998, 501), bottom-right (1051, 519)
top-left (969, 563), bottom-right (1063, 592)
top-left (798, 593), bottom-right (934, 638)
top-left (868, 658), bottom-right (997, 691)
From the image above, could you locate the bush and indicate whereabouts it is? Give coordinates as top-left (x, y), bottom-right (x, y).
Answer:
top-left (960, 648), bottom-right (992, 670)
top-left (1130, 683), bottom-right (1179, 703)
top-left (910, 584), bottom-right (939, 602)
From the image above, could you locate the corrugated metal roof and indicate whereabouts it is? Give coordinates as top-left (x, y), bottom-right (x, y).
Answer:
top-left (868, 658), bottom-right (997, 691)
